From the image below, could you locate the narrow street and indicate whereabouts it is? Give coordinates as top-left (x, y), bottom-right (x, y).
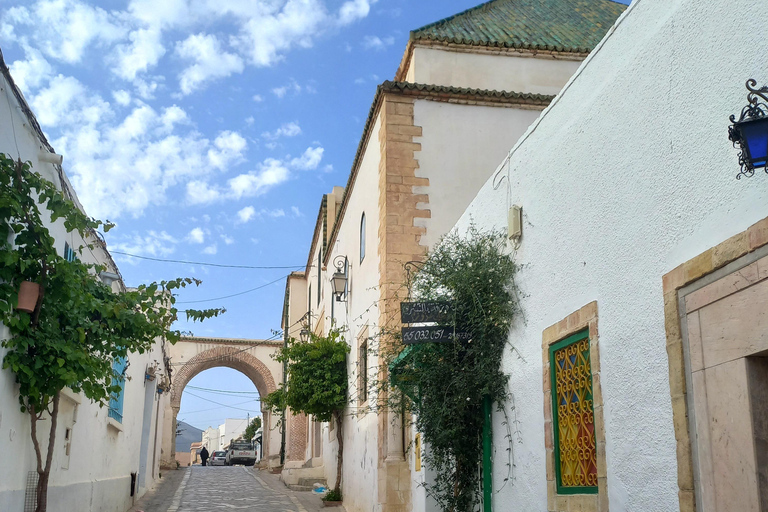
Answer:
top-left (129, 467), bottom-right (332, 512)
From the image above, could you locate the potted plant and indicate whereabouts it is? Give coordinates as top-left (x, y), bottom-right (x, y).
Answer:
top-left (322, 488), bottom-right (343, 507)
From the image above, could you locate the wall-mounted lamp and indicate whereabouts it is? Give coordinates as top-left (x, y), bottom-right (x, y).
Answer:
top-left (99, 271), bottom-right (119, 287)
top-left (331, 255), bottom-right (348, 302)
top-left (729, 79), bottom-right (768, 179)
top-left (299, 327), bottom-right (310, 342)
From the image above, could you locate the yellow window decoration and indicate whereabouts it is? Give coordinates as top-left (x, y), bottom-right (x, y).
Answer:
top-left (550, 329), bottom-right (598, 494)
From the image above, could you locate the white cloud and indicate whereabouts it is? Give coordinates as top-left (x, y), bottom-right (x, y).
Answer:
top-left (228, 158), bottom-right (291, 199)
top-left (202, 244), bottom-right (217, 255)
top-left (112, 90), bottom-right (132, 106)
top-left (108, 230), bottom-right (178, 258)
top-left (291, 206), bottom-right (302, 217)
top-left (176, 33), bottom-right (244, 94)
top-left (187, 181), bottom-right (222, 205)
top-left (272, 80), bottom-right (301, 98)
top-left (231, 0), bottom-right (328, 67)
top-left (237, 206), bottom-right (256, 223)
top-left (187, 227), bottom-right (205, 244)
top-left (207, 131), bottom-right (247, 170)
top-left (9, 46), bottom-right (54, 92)
top-left (362, 35), bottom-right (394, 51)
top-left (221, 235), bottom-right (235, 245)
top-left (262, 121), bottom-right (301, 140)
top-left (245, 116), bottom-right (255, 125)
top-left (31, 74), bottom-right (110, 127)
top-left (338, 0), bottom-right (377, 25)
top-left (290, 146), bottom-right (324, 170)
top-left (113, 27), bottom-right (165, 81)
top-left (252, 94), bottom-right (264, 102)
top-left (6, 0), bottom-right (125, 64)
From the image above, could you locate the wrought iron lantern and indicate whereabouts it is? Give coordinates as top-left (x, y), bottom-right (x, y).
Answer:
top-left (331, 255), bottom-right (348, 302)
top-left (729, 79), bottom-right (768, 179)
top-left (299, 327), bottom-right (310, 342)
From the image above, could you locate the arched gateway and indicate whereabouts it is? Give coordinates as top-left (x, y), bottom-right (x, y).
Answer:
top-left (159, 337), bottom-right (283, 469)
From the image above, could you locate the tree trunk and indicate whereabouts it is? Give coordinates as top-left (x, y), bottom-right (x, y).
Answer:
top-left (30, 392), bottom-right (60, 512)
top-left (333, 410), bottom-right (343, 493)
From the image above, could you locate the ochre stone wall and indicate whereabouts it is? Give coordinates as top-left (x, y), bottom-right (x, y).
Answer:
top-left (662, 216), bottom-right (768, 512)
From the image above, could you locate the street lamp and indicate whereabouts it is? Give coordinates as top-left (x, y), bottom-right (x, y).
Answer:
top-left (729, 79), bottom-right (768, 179)
top-left (299, 327), bottom-right (310, 342)
top-left (331, 255), bottom-right (348, 302)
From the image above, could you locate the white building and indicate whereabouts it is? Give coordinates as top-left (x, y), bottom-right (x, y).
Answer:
top-left (280, 1), bottom-right (627, 511)
top-left (443, 0), bottom-right (768, 511)
top-left (201, 426), bottom-right (221, 453)
top-left (0, 49), bottom-right (170, 511)
top-left (219, 417), bottom-right (249, 449)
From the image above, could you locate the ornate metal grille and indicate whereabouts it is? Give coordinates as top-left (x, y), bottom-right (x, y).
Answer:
top-left (551, 330), bottom-right (598, 493)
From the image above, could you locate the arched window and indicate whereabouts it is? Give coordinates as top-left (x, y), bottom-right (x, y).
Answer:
top-left (360, 213), bottom-right (366, 263)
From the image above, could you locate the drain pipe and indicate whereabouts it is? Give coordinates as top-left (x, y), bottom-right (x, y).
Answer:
top-left (280, 286), bottom-right (289, 466)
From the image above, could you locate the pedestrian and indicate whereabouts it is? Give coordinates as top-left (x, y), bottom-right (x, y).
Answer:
top-left (200, 446), bottom-right (209, 467)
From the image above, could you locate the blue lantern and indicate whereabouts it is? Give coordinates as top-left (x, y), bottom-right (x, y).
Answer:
top-left (729, 79), bottom-right (768, 179)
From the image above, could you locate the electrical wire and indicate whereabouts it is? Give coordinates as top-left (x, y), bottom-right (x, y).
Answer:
top-left (180, 398), bottom-right (258, 414)
top-left (186, 385), bottom-right (259, 395)
top-left (110, 250), bottom-right (307, 270)
top-left (184, 391), bottom-right (261, 409)
top-left (175, 275), bottom-right (288, 304)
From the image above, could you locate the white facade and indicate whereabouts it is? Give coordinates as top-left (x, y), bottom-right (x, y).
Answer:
top-left (0, 56), bottom-right (169, 512)
top-left (442, 0), bottom-right (768, 510)
top-left (219, 418), bottom-right (249, 449)
top-left (201, 426), bottom-right (220, 453)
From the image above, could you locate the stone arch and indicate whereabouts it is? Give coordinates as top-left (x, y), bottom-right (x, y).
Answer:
top-left (170, 345), bottom-right (277, 411)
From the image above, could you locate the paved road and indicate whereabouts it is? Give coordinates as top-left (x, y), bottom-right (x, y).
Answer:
top-left (129, 466), bottom-right (334, 512)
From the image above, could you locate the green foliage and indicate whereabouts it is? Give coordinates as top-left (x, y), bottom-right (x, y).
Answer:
top-left (266, 327), bottom-right (349, 423)
top-left (389, 226), bottom-right (518, 512)
top-left (0, 154), bottom-right (224, 512)
top-left (323, 488), bottom-right (343, 502)
top-left (243, 416), bottom-right (262, 441)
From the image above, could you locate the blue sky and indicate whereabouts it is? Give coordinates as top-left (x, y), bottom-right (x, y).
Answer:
top-left (1, 0), bottom-right (630, 430)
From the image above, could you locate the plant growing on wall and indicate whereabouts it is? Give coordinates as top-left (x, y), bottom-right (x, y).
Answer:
top-left (263, 327), bottom-right (349, 494)
top-left (389, 226), bottom-right (519, 512)
top-left (0, 155), bottom-right (224, 512)
top-left (243, 416), bottom-right (262, 442)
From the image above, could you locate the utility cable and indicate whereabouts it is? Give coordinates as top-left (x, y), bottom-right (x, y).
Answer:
top-left (175, 275), bottom-right (287, 304)
top-left (186, 385), bottom-right (260, 395)
top-left (184, 391), bottom-right (261, 409)
top-left (110, 250), bottom-right (306, 270)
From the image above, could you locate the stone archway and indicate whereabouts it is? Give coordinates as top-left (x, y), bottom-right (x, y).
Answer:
top-left (159, 338), bottom-right (283, 469)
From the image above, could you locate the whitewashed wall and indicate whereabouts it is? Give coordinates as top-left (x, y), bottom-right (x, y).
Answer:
top-left (407, 46), bottom-right (582, 95)
top-left (413, 100), bottom-right (543, 249)
top-left (322, 111), bottom-right (383, 512)
top-left (0, 65), bottom-right (170, 512)
top-left (449, 0), bottom-right (768, 510)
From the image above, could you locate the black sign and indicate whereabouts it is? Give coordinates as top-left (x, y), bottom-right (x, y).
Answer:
top-left (401, 326), bottom-right (470, 345)
top-left (400, 301), bottom-right (454, 324)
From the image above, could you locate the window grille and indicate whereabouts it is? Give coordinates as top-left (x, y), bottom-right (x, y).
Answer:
top-left (24, 471), bottom-right (38, 512)
top-left (549, 329), bottom-right (598, 494)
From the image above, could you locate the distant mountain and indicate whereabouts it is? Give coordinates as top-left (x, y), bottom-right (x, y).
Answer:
top-left (175, 421), bottom-right (204, 453)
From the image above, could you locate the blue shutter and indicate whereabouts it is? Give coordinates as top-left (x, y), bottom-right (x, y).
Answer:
top-left (108, 356), bottom-right (127, 423)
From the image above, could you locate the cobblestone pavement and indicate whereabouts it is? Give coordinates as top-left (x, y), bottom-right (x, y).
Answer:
top-left (129, 466), bottom-right (336, 512)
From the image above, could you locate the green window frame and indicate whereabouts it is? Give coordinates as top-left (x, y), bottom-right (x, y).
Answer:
top-left (549, 328), bottom-right (598, 495)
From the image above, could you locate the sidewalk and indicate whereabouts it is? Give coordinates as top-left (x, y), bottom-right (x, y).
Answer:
top-left (249, 467), bottom-right (344, 512)
top-left (127, 468), bottom-right (187, 512)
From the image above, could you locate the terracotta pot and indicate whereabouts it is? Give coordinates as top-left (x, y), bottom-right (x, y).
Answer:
top-left (17, 281), bottom-right (40, 313)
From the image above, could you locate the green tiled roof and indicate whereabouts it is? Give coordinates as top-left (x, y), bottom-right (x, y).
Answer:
top-left (411, 0), bottom-right (627, 54)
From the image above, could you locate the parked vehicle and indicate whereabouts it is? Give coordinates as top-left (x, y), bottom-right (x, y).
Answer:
top-left (225, 439), bottom-right (257, 466)
top-left (209, 451), bottom-right (228, 466)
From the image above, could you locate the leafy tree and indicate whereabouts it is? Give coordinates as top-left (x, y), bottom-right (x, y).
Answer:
top-left (263, 327), bottom-right (349, 493)
top-left (243, 416), bottom-right (262, 442)
top-left (0, 155), bottom-right (224, 512)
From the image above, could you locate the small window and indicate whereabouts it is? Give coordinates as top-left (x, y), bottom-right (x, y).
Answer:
top-left (64, 242), bottom-right (76, 262)
top-left (549, 329), bottom-right (597, 494)
top-left (360, 213), bottom-right (366, 263)
top-left (358, 338), bottom-right (368, 403)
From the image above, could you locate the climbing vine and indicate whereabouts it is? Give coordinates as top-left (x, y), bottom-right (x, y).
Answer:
top-left (388, 226), bottom-right (519, 511)
top-left (0, 154), bottom-right (224, 512)
top-left (263, 327), bottom-right (350, 494)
